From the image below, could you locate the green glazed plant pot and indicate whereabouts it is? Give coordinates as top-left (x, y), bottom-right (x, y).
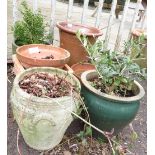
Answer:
top-left (10, 67), bottom-right (81, 150)
top-left (81, 70), bottom-right (145, 138)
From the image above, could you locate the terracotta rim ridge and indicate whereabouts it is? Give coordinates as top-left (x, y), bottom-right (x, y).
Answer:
top-left (56, 21), bottom-right (103, 37)
top-left (16, 44), bottom-right (70, 61)
top-left (71, 63), bottom-right (95, 69)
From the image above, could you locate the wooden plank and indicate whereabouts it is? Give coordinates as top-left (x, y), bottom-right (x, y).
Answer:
top-left (141, 8), bottom-right (147, 30)
top-left (12, 54), bottom-right (25, 75)
top-left (50, 0), bottom-right (56, 43)
top-left (67, 0), bottom-right (74, 19)
top-left (95, 0), bottom-right (104, 28)
top-left (81, 0), bottom-right (89, 24)
top-left (64, 64), bottom-right (74, 74)
top-left (33, 0), bottom-right (38, 13)
top-left (129, 0), bottom-right (142, 36)
top-left (114, 0), bottom-right (130, 51)
top-left (13, 0), bottom-right (18, 24)
top-left (104, 0), bottom-right (117, 48)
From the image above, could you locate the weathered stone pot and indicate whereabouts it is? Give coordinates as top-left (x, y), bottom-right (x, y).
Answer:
top-left (16, 44), bottom-right (70, 69)
top-left (10, 67), bottom-right (81, 150)
top-left (81, 70), bottom-right (145, 138)
top-left (56, 22), bottom-right (103, 66)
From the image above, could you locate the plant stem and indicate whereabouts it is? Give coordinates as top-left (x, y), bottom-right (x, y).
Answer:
top-left (17, 128), bottom-right (22, 155)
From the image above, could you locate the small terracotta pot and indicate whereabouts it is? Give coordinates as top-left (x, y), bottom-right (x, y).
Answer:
top-left (71, 63), bottom-right (95, 79)
top-left (56, 22), bottom-right (103, 66)
top-left (132, 29), bottom-right (147, 38)
top-left (131, 29), bottom-right (147, 68)
top-left (16, 44), bottom-right (70, 69)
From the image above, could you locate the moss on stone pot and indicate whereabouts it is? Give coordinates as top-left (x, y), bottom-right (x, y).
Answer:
top-left (10, 67), bottom-right (81, 150)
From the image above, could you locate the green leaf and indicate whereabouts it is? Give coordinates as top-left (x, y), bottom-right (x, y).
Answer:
top-left (121, 78), bottom-right (128, 84)
top-left (131, 131), bottom-right (138, 141)
top-left (76, 33), bottom-right (147, 96)
top-left (77, 131), bottom-right (84, 139)
top-left (114, 79), bottom-right (120, 86)
top-left (85, 126), bottom-right (92, 136)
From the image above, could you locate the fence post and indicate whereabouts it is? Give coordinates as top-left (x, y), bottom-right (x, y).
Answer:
top-left (141, 8), bottom-right (147, 30)
top-left (114, 0), bottom-right (130, 51)
top-left (67, 0), bottom-right (74, 20)
top-left (50, 0), bottom-right (56, 43)
top-left (95, 0), bottom-right (104, 28)
top-left (13, 0), bottom-right (18, 24)
top-left (33, 0), bottom-right (38, 13)
top-left (104, 0), bottom-right (117, 48)
top-left (81, 0), bottom-right (89, 24)
top-left (128, 0), bottom-right (142, 39)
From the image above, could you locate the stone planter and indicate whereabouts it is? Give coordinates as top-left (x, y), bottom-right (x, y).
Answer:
top-left (81, 70), bottom-right (145, 138)
top-left (10, 67), bottom-right (81, 150)
top-left (56, 22), bottom-right (103, 66)
top-left (16, 44), bottom-right (70, 69)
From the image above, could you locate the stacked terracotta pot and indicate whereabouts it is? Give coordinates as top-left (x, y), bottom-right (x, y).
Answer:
top-left (14, 22), bottom-right (103, 79)
top-left (56, 21), bottom-right (103, 78)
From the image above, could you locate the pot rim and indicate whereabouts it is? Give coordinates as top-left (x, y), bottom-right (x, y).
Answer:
top-left (16, 44), bottom-right (70, 62)
top-left (81, 70), bottom-right (145, 102)
top-left (12, 67), bottom-right (81, 106)
top-left (71, 62), bottom-right (95, 69)
top-left (56, 21), bottom-right (103, 37)
top-left (132, 28), bottom-right (147, 38)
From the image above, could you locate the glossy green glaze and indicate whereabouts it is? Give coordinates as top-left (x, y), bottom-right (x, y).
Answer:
top-left (82, 86), bottom-right (140, 138)
top-left (81, 70), bottom-right (145, 138)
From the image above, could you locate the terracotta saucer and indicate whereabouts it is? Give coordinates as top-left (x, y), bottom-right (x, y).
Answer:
top-left (16, 44), bottom-right (70, 68)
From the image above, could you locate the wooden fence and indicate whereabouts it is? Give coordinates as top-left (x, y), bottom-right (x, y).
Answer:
top-left (12, 0), bottom-right (147, 51)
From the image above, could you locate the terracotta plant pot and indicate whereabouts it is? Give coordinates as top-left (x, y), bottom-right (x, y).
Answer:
top-left (71, 63), bottom-right (95, 79)
top-left (131, 29), bottom-right (147, 68)
top-left (132, 29), bottom-right (146, 38)
top-left (56, 22), bottom-right (103, 66)
top-left (16, 44), bottom-right (70, 68)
